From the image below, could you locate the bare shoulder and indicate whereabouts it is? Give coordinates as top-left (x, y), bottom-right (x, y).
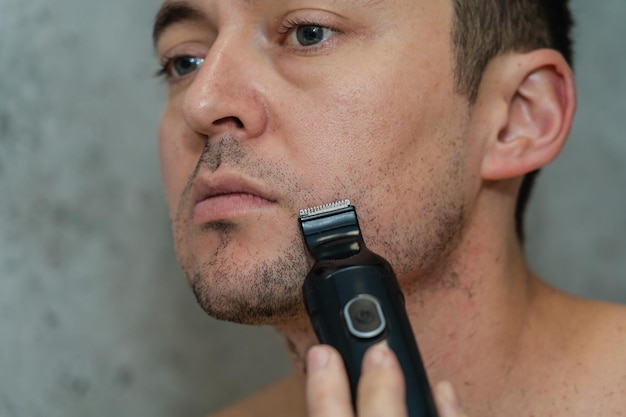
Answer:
top-left (208, 374), bottom-right (306, 417)
top-left (504, 292), bottom-right (626, 415)
top-left (577, 298), bottom-right (626, 349)
top-left (571, 298), bottom-right (626, 405)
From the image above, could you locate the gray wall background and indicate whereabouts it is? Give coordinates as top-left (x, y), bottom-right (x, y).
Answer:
top-left (0, 1), bottom-right (624, 416)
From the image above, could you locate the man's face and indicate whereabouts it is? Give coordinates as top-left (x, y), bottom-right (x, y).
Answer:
top-left (156, 0), bottom-right (473, 324)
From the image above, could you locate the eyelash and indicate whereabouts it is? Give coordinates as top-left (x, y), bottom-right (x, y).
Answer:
top-left (278, 18), bottom-right (329, 35)
top-left (154, 64), bottom-right (169, 79)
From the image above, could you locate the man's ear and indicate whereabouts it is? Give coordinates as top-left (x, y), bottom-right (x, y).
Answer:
top-left (480, 49), bottom-right (576, 180)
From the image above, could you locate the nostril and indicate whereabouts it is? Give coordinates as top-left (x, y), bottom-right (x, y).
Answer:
top-left (213, 116), bottom-right (244, 129)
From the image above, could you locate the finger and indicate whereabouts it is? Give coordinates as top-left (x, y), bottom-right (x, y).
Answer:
top-left (306, 345), bottom-right (354, 417)
top-left (356, 343), bottom-right (408, 417)
top-left (434, 381), bottom-right (468, 417)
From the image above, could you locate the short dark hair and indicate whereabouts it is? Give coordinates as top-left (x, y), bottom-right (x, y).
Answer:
top-left (451, 0), bottom-right (574, 240)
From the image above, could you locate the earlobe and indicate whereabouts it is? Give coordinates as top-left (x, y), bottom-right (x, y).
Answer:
top-left (480, 49), bottom-right (576, 180)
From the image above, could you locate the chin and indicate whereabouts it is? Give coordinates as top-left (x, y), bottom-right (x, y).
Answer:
top-left (180, 225), bottom-right (312, 325)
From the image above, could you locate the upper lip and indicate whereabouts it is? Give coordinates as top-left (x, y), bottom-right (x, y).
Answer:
top-left (191, 170), bottom-right (278, 206)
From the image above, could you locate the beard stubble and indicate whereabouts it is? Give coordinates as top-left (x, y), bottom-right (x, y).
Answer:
top-left (172, 134), bottom-right (466, 325)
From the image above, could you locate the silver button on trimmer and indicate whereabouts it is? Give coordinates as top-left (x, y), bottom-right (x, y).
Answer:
top-left (343, 294), bottom-right (387, 339)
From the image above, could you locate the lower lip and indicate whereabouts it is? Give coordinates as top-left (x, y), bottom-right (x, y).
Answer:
top-left (193, 193), bottom-right (275, 224)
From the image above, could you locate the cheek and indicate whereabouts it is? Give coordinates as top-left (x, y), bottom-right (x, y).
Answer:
top-left (158, 110), bottom-right (194, 218)
top-left (290, 74), bottom-right (468, 250)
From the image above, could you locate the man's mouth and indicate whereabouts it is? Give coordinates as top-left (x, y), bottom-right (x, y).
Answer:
top-left (191, 171), bottom-right (278, 225)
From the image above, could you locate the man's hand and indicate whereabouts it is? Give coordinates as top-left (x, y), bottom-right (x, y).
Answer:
top-left (306, 344), bottom-right (467, 417)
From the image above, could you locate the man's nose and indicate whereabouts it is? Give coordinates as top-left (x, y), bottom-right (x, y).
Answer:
top-left (182, 36), bottom-right (268, 141)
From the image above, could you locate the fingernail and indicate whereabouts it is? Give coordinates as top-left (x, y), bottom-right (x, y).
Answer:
top-left (307, 345), bottom-right (330, 373)
top-left (437, 381), bottom-right (463, 413)
top-left (363, 341), bottom-right (390, 370)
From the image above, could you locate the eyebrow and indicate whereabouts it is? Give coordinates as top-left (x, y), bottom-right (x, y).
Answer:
top-left (152, 0), bottom-right (381, 47)
top-left (152, 1), bottom-right (207, 47)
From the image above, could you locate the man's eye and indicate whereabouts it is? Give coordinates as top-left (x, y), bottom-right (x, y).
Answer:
top-left (158, 56), bottom-right (205, 80)
top-left (287, 25), bottom-right (334, 47)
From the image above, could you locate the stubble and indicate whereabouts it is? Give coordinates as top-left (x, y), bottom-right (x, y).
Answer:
top-left (173, 136), bottom-right (312, 324)
top-left (171, 131), bottom-right (467, 325)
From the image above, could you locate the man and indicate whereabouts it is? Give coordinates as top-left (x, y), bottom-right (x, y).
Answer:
top-left (153, 0), bottom-right (626, 415)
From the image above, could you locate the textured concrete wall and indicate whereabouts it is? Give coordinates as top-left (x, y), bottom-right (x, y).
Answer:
top-left (526, 1), bottom-right (626, 301)
top-left (0, 1), bottom-right (624, 416)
